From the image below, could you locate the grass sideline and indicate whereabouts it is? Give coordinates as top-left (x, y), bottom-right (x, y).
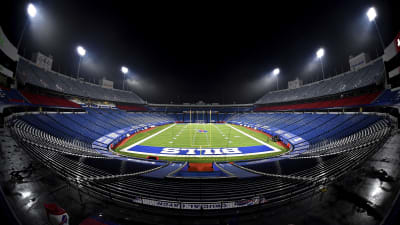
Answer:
top-left (113, 123), bottom-right (289, 162)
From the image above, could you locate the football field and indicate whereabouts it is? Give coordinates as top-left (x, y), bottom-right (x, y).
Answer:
top-left (114, 123), bottom-right (289, 162)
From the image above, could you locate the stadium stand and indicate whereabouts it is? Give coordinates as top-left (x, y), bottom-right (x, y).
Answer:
top-left (0, 86), bottom-right (26, 104)
top-left (16, 58), bottom-right (145, 104)
top-left (256, 59), bottom-right (385, 105)
top-left (255, 91), bottom-right (381, 111)
top-left (5, 108), bottom-right (392, 210)
top-left (21, 91), bottom-right (81, 108)
top-left (116, 104), bottom-right (148, 111)
top-left (16, 109), bottom-right (175, 145)
top-left (226, 112), bottom-right (386, 156)
top-left (370, 89), bottom-right (400, 106)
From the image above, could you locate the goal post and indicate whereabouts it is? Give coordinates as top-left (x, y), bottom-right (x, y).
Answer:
top-left (194, 110), bottom-right (207, 123)
top-left (189, 110), bottom-right (213, 147)
top-left (209, 109), bottom-right (212, 146)
top-left (189, 109), bottom-right (192, 124)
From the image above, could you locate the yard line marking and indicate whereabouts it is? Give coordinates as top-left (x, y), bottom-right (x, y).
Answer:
top-left (189, 123), bottom-right (212, 147)
top-left (212, 123), bottom-right (231, 146)
top-left (120, 123), bottom-right (176, 152)
top-left (201, 123), bottom-right (208, 146)
top-left (175, 123), bottom-right (188, 137)
top-left (226, 123), bottom-right (281, 152)
top-left (204, 124), bottom-right (211, 146)
top-left (212, 123), bottom-right (225, 136)
top-left (191, 123), bottom-right (198, 146)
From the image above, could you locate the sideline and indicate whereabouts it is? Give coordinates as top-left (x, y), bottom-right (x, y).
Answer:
top-left (120, 123), bottom-right (176, 152)
top-left (226, 123), bottom-right (281, 152)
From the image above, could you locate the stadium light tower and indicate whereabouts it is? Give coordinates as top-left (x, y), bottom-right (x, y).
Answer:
top-left (17, 3), bottom-right (37, 51)
top-left (27, 3), bottom-right (37, 17)
top-left (121, 66), bottom-right (128, 90)
top-left (76, 46), bottom-right (86, 79)
top-left (316, 48), bottom-right (325, 80)
top-left (273, 68), bottom-right (280, 90)
top-left (366, 7), bottom-right (385, 52)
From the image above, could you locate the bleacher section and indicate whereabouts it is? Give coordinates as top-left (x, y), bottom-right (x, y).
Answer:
top-left (8, 109), bottom-right (392, 211)
top-left (255, 91), bottom-right (381, 111)
top-left (17, 58), bottom-right (145, 104)
top-left (236, 119), bottom-right (389, 178)
top-left (256, 59), bottom-right (384, 105)
top-left (370, 89), bottom-right (400, 106)
top-left (0, 86), bottom-right (26, 104)
top-left (21, 91), bottom-right (81, 108)
top-left (226, 112), bottom-right (384, 153)
top-left (18, 109), bottom-right (175, 145)
top-left (12, 120), bottom-right (165, 177)
top-left (116, 104), bottom-right (148, 111)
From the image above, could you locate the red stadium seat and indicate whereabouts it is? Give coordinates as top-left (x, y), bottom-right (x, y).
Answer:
top-left (21, 91), bottom-right (81, 108)
top-left (117, 104), bottom-right (147, 111)
top-left (255, 92), bottom-right (381, 111)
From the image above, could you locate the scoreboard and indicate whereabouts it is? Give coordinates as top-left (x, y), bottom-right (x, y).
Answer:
top-left (32, 52), bottom-right (53, 71)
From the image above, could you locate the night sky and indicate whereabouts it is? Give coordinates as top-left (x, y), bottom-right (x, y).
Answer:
top-left (2, 0), bottom-right (399, 104)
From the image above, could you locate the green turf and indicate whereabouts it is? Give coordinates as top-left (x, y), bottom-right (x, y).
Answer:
top-left (141, 123), bottom-right (261, 148)
top-left (113, 123), bottom-right (289, 162)
top-left (114, 124), bottom-right (170, 151)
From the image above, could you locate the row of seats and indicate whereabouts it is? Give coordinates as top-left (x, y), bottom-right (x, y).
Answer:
top-left (255, 91), bottom-right (381, 111)
top-left (256, 59), bottom-right (384, 105)
top-left (19, 109), bottom-right (176, 145)
top-left (297, 119), bottom-right (389, 157)
top-left (0, 86), bottom-right (83, 108)
top-left (117, 105), bottom-right (148, 111)
top-left (227, 113), bottom-right (383, 147)
top-left (237, 119), bottom-right (390, 178)
top-left (21, 91), bottom-right (81, 108)
top-left (0, 86), bottom-right (26, 104)
top-left (370, 89), bottom-right (400, 106)
top-left (14, 120), bottom-right (100, 156)
top-left (12, 120), bottom-right (166, 176)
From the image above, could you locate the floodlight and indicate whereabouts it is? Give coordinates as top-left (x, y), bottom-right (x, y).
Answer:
top-left (366, 7), bottom-right (385, 53)
top-left (76, 46), bottom-right (86, 56)
top-left (121, 66), bottom-right (129, 74)
top-left (76, 46), bottom-right (86, 78)
top-left (316, 48), bottom-right (324, 59)
top-left (27, 3), bottom-right (37, 18)
top-left (273, 68), bottom-right (280, 76)
top-left (272, 68), bottom-right (280, 90)
top-left (121, 66), bottom-right (129, 90)
top-left (366, 7), bottom-right (377, 22)
top-left (316, 48), bottom-right (325, 79)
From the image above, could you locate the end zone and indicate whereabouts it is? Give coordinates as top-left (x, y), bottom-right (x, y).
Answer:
top-left (120, 145), bottom-right (280, 158)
